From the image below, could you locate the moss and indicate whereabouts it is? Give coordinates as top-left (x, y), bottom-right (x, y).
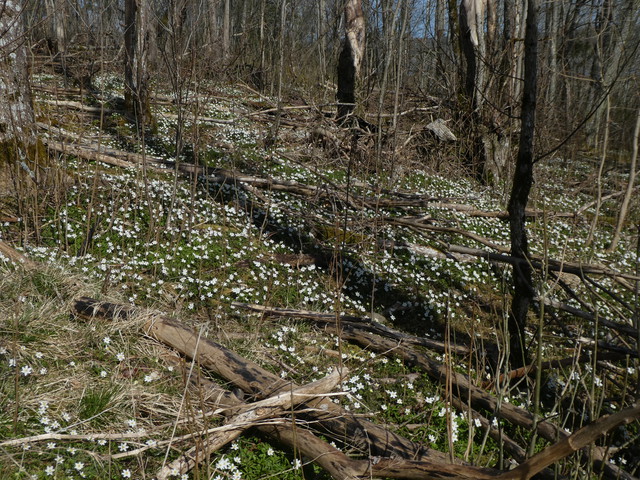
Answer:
top-left (0, 138), bottom-right (49, 169)
top-left (314, 224), bottom-right (368, 245)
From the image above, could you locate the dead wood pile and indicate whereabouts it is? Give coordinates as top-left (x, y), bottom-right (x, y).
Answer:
top-left (69, 297), bottom-right (639, 480)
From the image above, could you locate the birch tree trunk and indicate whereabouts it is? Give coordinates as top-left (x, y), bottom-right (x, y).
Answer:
top-left (124, 0), bottom-right (153, 131)
top-left (336, 0), bottom-right (365, 123)
top-left (507, 0), bottom-right (538, 369)
top-left (459, 0), bottom-right (493, 181)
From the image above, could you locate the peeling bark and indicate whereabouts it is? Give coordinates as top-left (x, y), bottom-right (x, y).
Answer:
top-left (336, 0), bottom-right (365, 122)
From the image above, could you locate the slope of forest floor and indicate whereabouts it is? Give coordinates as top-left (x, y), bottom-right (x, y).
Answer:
top-left (0, 72), bottom-right (638, 479)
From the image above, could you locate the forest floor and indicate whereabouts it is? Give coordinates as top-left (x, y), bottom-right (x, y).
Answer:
top-left (0, 71), bottom-right (639, 479)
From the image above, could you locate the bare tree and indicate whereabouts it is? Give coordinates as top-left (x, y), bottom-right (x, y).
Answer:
top-left (458, 0), bottom-right (497, 182)
top-left (337, 0), bottom-right (365, 123)
top-left (507, 0), bottom-right (538, 369)
top-left (43, 0), bottom-right (66, 59)
top-left (124, 0), bottom-right (153, 130)
top-left (222, 0), bottom-right (230, 61)
top-left (0, 0), bottom-right (35, 145)
top-left (609, 105), bottom-right (640, 252)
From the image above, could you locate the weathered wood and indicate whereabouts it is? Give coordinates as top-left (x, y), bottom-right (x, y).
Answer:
top-left (0, 241), bottom-right (35, 267)
top-left (180, 371), bottom-right (365, 480)
top-left (424, 119), bottom-right (457, 142)
top-left (329, 325), bottom-right (634, 480)
top-left (160, 112), bottom-right (235, 125)
top-left (233, 300), bottom-right (635, 480)
top-left (190, 369), bottom-right (497, 480)
top-left (541, 297), bottom-right (638, 339)
top-left (483, 351), bottom-right (630, 388)
top-left (71, 297), bottom-right (443, 462)
top-left (156, 369), bottom-right (344, 479)
top-left (501, 403), bottom-right (640, 480)
top-left (41, 98), bottom-right (113, 114)
top-left (446, 244), bottom-right (640, 283)
top-left (44, 140), bottom-right (138, 169)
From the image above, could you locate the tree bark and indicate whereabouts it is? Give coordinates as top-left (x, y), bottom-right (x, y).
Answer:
top-left (609, 105), bottom-right (640, 251)
top-left (43, 0), bottom-right (66, 59)
top-left (124, 0), bottom-right (153, 131)
top-left (336, 0), bottom-right (365, 123)
top-left (0, 0), bottom-right (35, 145)
top-left (458, 0), bottom-right (491, 181)
top-left (507, 0), bottom-right (538, 369)
top-left (222, 0), bottom-right (230, 61)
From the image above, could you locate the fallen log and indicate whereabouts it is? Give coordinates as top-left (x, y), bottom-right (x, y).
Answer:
top-left (501, 402), bottom-right (640, 480)
top-left (327, 325), bottom-right (634, 480)
top-left (160, 112), bottom-right (235, 125)
top-left (482, 351), bottom-right (630, 388)
top-left (174, 365), bottom-right (367, 480)
top-left (0, 241), bottom-right (35, 267)
top-left (184, 364), bottom-right (495, 480)
top-left (44, 140), bottom-right (140, 170)
top-left (67, 298), bottom-right (638, 479)
top-left (71, 297), bottom-right (446, 463)
top-left (446, 244), bottom-right (640, 283)
top-left (156, 369), bottom-right (344, 479)
top-left (40, 98), bottom-right (113, 114)
top-left (540, 297), bottom-right (638, 339)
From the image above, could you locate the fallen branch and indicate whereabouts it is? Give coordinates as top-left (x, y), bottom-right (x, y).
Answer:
top-left (171, 365), bottom-right (366, 480)
top-left (482, 351), bottom-right (629, 388)
top-left (0, 241), bottom-right (35, 267)
top-left (44, 140), bottom-right (141, 170)
top-left (540, 297), bottom-right (638, 339)
top-left (446, 244), bottom-right (640, 283)
top-left (160, 112), bottom-right (235, 125)
top-left (323, 324), bottom-right (634, 480)
top-left (40, 98), bottom-right (113, 114)
top-left (499, 403), bottom-right (640, 480)
top-left (156, 369), bottom-right (344, 479)
top-left (71, 297), bottom-right (446, 463)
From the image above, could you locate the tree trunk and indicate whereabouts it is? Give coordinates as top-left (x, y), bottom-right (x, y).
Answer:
top-left (336, 0), bottom-right (365, 123)
top-left (207, 0), bottom-right (219, 57)
top-left (43, 0), bottom-right (67, 60)
top-left (459, 0), bottom-right (490, 181)
top-left (124, 0), bottom-right (153, 131)
top-left (0, 0), bottom-right (35, 145)
top-left (507, 0), bottom-right (538, 369)
top-left (587, 0), bottom-right (638, 149)
top-left (609, 106), bottom-right (640, 252)
top-left (317, 0), bottom-right (327, 97)
top-left (546, 0), bottom-right (559, 104)
top-left (222, 0), bottom-right (230, 61)
top-left (435, 0), bottom-right (446, 49)
top-left (459, 0), bottom-right (482, 105)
